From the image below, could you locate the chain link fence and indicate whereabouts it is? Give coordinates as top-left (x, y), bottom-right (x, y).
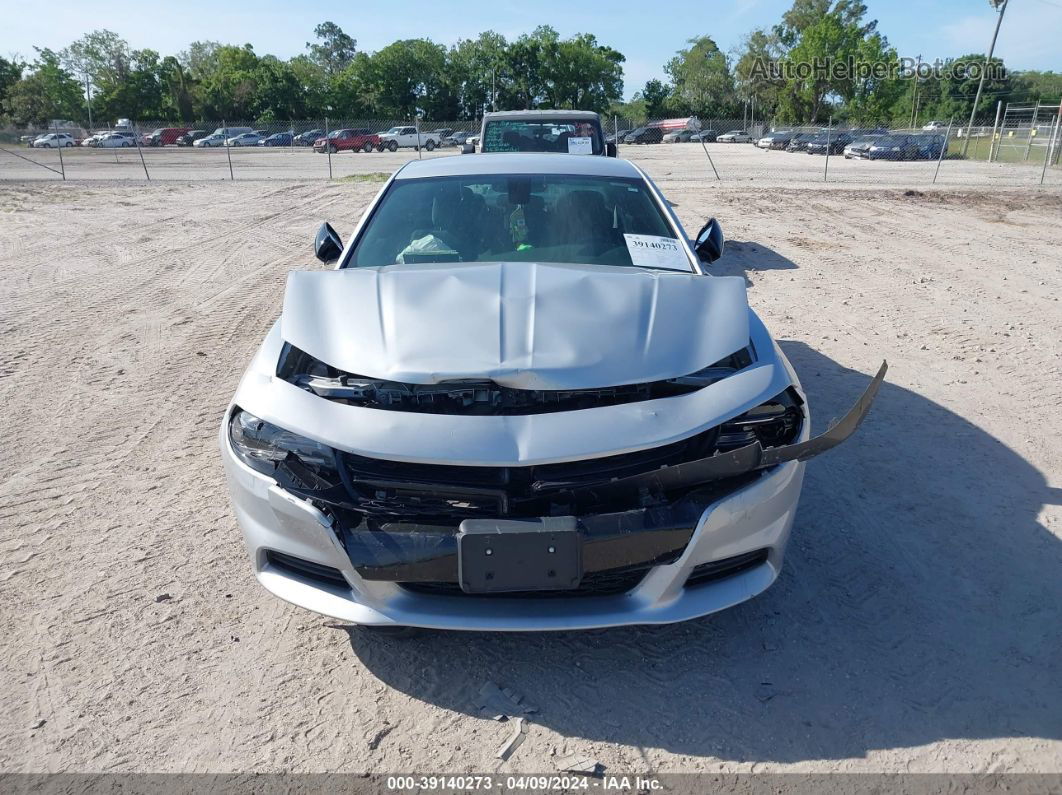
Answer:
top-left (2, 111), bottom-right (1060, 187)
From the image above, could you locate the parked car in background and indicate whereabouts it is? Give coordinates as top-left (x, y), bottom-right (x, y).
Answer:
top-left (758, 130), bottom-right (795, 150)
top-left (176, 130), bottom-right (208, 146)
top-left (806, 131), bottom-right (854, 155)
top-left (144, 127), bottom-right (191, 146)
top-left (378, 125), bottom-right (441, 151)
top-left (843, 134), bottom-right (885, 158)
top-left (786, 132), bottom-right (819, 152)
top-left (429, 128), bottom-right (453, 143)
top-left (227, 132), bottom-right (264, 147)
top-left (80, 132), bottom-right (109, 146)
top-left (662, 129), bottom-right (695, 143)
top-left (691, 129), bottom-right (719, 142)
top-left (33, 133), bottom-right (76, 148)
top-left (260, 131), bottom-right (294, 147)
top-left (446, 130), bottom-right (475, 147)
top-left (922, 121), bottom-right (947, 131)
top-left (916, 134), bottom-right (947, 159)
top-left (624, 126), bottom-right (664, 144)
top-left (96, 133), bottom-right (135, 148)
top-left (194, 133), bottom-right (228, 148)
top-left (313, 128), bottom-right (381, 153)
top-left (294, 129), bottom-right (324, 146)
top-left (862, 134), bottom-right (921, 160)
top-left (716, 130), bottom-right (750, 143)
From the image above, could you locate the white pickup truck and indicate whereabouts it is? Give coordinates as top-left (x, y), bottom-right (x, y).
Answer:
top-left (377, 125), bottom-right (441, 152)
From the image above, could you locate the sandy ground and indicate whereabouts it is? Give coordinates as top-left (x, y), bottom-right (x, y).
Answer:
top-left (0, 158), bottom-right (1060, 776)
top-left (2, 139), bottom-right (1060, 189)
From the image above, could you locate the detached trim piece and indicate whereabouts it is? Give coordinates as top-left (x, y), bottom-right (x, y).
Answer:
top-left (553, 361), bottom-right (887, 506)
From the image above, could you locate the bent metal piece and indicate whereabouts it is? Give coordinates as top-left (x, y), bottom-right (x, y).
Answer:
top-left (541, 361), bottom-right (888, 502)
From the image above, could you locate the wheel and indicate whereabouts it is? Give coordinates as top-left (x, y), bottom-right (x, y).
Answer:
top-left (124, 141), bottom-right (132, 147)
top-left (375, 145), bottom-right (384, 152)
top-left (424, 139), bottom-right (435, 152)
top-left (328, 143), bottom-right (336, 154)
top-left (387, 140), bottom-right (398, 152)
top-left (362, 142), bottom-right (373, 153)
top-left (65, 141), bottom-right (74, 147)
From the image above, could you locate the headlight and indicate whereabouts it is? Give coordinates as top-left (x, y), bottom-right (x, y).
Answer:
top-left (716, 390), bottom-right (804, 451)
top-left (228, 408), bottom-right (339, 490)
top-left (891, 147), bottom-right (901, 151)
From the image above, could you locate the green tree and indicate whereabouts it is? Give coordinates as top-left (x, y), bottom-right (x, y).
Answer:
top-left (359, 39), bottom-right (453, 119)
top-left (641, 79), bottom-right (671, 118)
top-left (0, 56), bottom-right (23, 117)
top-left (96, 48), bottom-right (165, 121)
top-left (197, 44), bottom-right (260, 119)
top-left (665, 36), bottom-right (738, 117)
top-left (447, 31), bottom-right (508, 118)
top-left (5, 48), bottom-right (83, 125)
top-left (160, 56), bottom-right (195, 121)
top-left (307, 22), bottom-right (356, 76)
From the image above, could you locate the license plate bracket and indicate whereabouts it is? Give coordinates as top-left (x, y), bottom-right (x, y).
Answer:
top-left (457, 517), bottom-right (581, 594)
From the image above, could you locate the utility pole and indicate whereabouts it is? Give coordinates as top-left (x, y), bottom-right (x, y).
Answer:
top-left (963, 0), bottom-right (1009, 156)
top-left (84, 73), bottom-right (93, 130)
top-left (909, 55), bottom-right (922, 130)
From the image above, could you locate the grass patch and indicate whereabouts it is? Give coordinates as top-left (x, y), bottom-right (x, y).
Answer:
top-left (337, 172), bottom-right (390, 183)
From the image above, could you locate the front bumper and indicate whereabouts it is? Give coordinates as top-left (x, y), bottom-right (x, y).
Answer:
top-left (220, 431), bottom-right (806, 630)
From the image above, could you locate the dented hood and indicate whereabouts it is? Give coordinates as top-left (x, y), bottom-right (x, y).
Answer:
top-left (280, 261), bottom-right (749, 390)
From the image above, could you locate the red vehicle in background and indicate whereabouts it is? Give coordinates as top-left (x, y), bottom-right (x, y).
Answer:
top-left (144, 127), bottom-right (192, 146)
top-left (313, 128), bottom-right (381, 153)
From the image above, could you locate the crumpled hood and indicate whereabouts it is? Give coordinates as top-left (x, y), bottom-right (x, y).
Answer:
top-left (280, 261), bottom-right (749, 390)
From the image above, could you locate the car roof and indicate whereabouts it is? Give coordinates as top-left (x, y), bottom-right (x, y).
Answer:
top-left (483, 109), bottom-right (601, 122)
top-left (394, 152), bottom-right (642, 181)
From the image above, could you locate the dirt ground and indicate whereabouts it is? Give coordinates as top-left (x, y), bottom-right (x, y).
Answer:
top-left (1, 155), bottom-right (1060, 775)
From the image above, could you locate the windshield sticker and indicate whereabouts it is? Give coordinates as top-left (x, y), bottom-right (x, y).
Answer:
top-left (623, 234), bottom-right (692, 271)
top-left (567, 136), bottom-right (593, 155)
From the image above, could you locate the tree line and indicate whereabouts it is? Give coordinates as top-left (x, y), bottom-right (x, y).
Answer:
top-left (1, 0), bottom-right (1059, 129)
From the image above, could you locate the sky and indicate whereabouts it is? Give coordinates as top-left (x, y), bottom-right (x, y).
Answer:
top-left (2, 0), bottom-right (1060, 99)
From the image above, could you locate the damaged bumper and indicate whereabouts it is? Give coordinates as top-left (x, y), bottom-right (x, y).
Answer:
top-left (219, 362), bottom-right (886, 630)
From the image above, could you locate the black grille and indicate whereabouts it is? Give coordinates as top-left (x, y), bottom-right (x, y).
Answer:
top-left (340, 426), bottom-right (724, 522)
top-left (684, 549), bottom-right (769, 587)
top-left (265, 550), bottom-right (348, 589)
top-left (399, 561), bottom-right (655, 599)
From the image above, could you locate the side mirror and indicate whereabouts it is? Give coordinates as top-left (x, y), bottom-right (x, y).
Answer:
top-left (605, 141), bottom-right (617, 158)
top-left (694, 218), bottom-right (725, 264)
top-left (461, 143), bottom-right (475, 154)
top-left (314, 222), bottom-right (343, 263)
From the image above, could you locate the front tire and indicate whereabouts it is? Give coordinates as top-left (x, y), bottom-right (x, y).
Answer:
top-left (387, 140), bottom-right (398, 152)
top-left (424, 139), bottom-right (435, 151)
top-left (362, 142), bottom-right (373, 153)
top-left (327, 143), bottom-right (336, 154)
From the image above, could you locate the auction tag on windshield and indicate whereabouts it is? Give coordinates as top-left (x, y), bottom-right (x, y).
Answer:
top-left (623, 234), bottom-right (692, 271)
top-left (567, 136), bottom-right (592, 155)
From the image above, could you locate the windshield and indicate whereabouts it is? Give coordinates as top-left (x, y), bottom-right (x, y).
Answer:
top-left (482, 120), bottom-right (602, 155)
top-left (346, 173), bottom-right (688, 271)
top-left (874, 136), bottom-right (907, 147)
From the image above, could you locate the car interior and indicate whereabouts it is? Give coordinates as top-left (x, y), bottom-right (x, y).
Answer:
top-left (347, 175), bottom-right (679, 269)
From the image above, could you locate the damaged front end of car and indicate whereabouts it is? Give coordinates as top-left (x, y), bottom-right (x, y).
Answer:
top-left (221, 261), bottom-right (886, 627)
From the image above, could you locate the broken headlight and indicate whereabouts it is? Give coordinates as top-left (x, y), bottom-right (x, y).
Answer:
top-left (716, 389), bottom-right (804, 452)
top-left (228, 408), bottom-right (340, 489)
